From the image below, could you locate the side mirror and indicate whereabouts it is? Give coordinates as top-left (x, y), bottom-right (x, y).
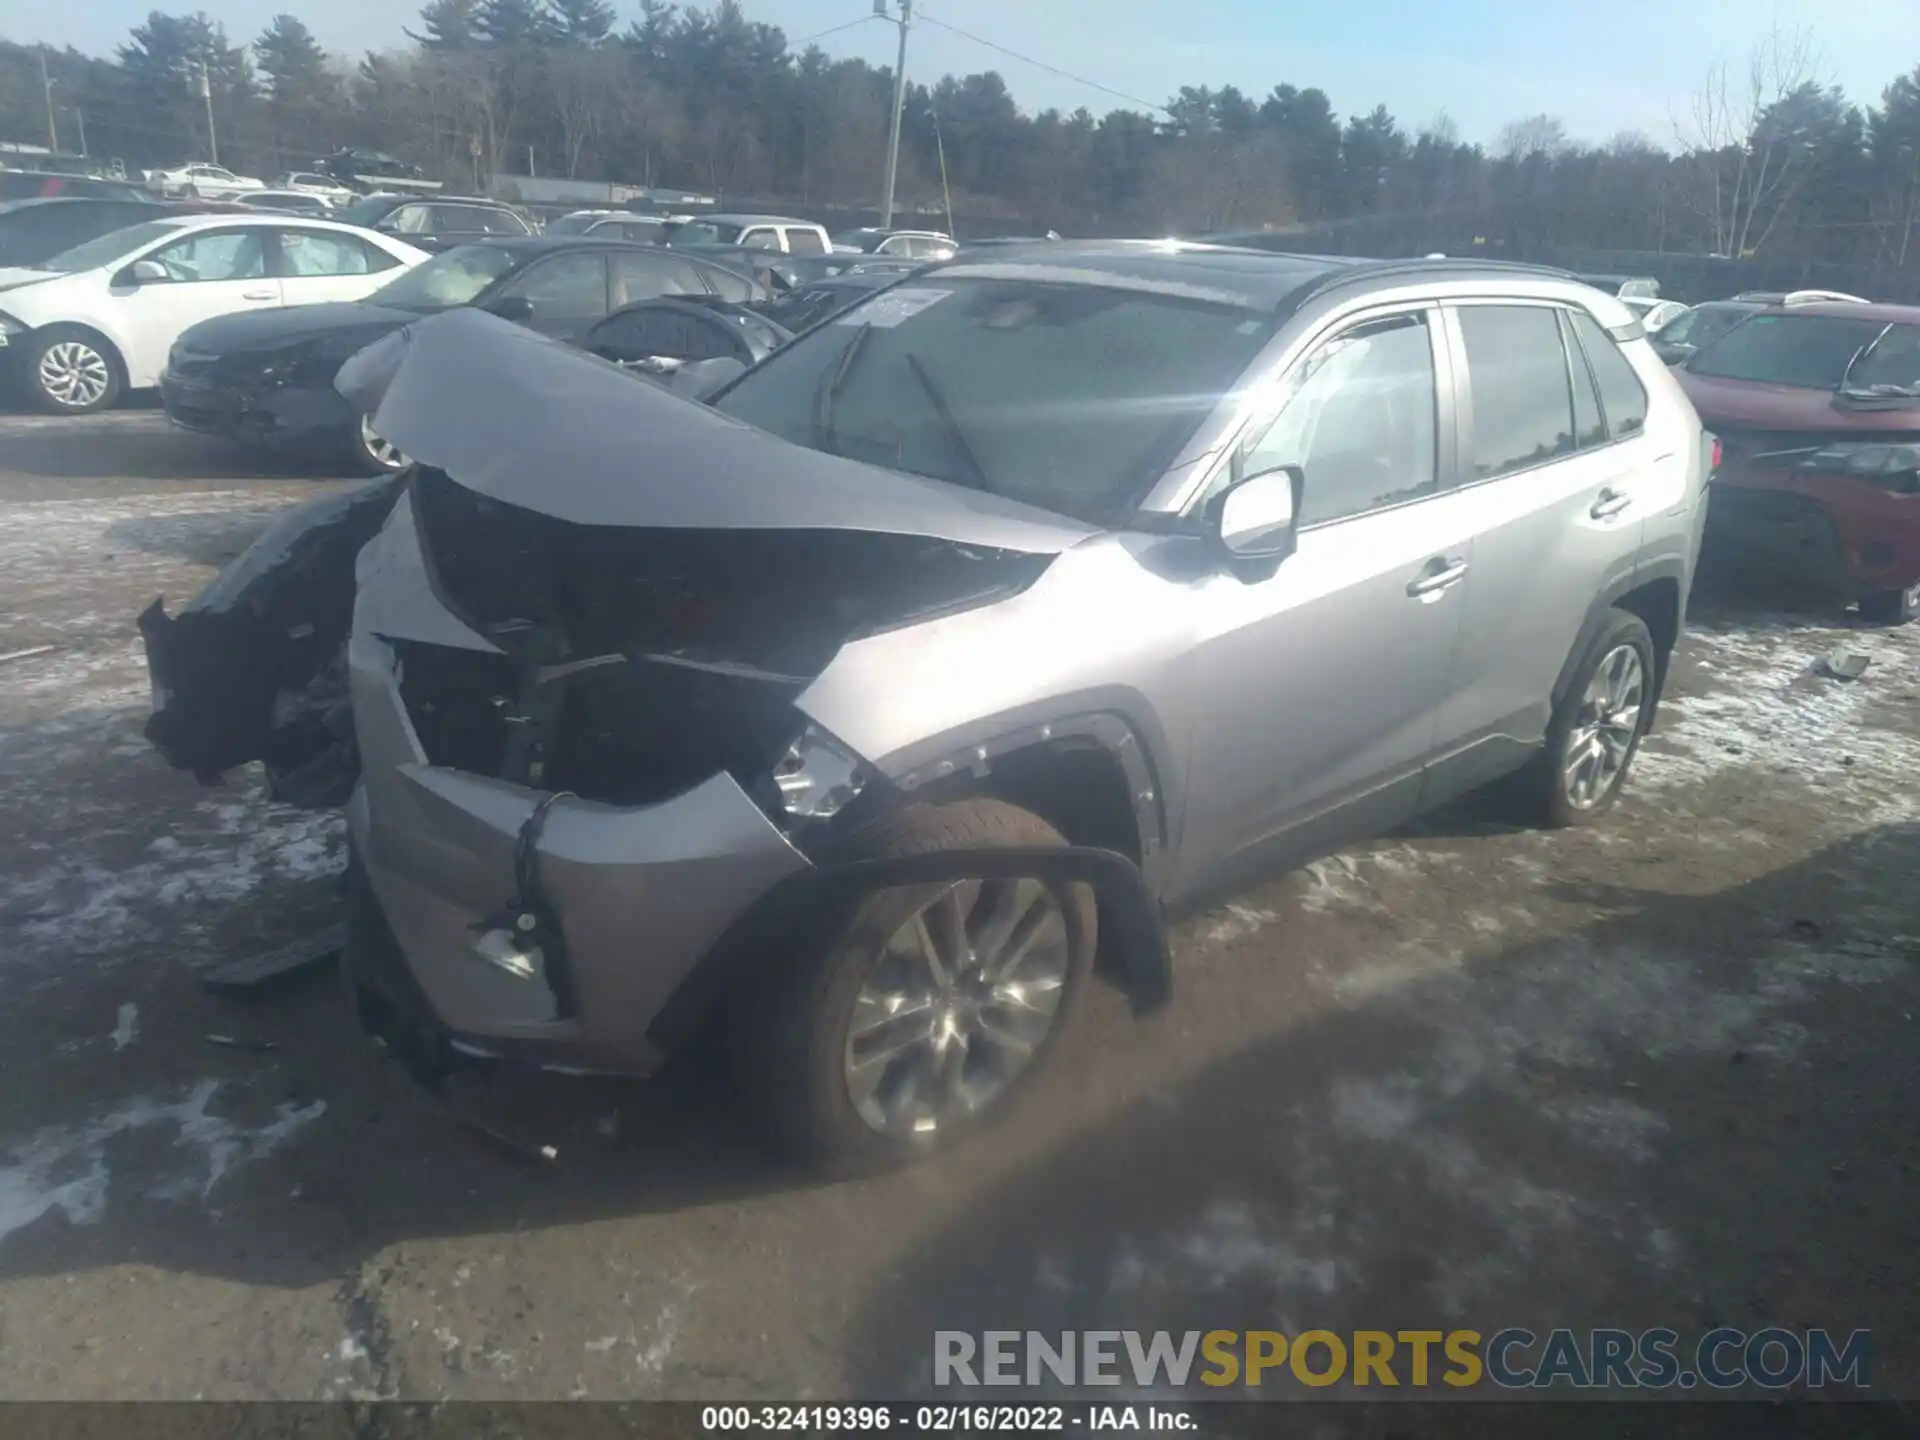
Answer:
top-left (1217, 465), bottom-right (1302, 562)
top-left (487, 295), bottom-right (536, 323)
top-left (128, 258), bottom-right (170, 284)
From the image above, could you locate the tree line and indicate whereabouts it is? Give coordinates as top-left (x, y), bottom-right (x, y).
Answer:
top-left (3, 6), bottom-right (1919, 270)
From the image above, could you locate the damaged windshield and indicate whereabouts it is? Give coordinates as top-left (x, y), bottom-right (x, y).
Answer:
top-left (367, 244), bottom-right (524, 312)
top-left (1688, 313), bottom-right (1893, 390)
top-left (712, 276), bottom-right (1273, 526)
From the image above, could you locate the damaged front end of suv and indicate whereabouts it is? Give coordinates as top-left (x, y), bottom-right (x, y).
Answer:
top-left (144, 308), bottom-right (1171, 1169)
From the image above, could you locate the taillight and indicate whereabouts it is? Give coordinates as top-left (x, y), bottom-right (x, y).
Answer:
top-left (1710, 436), bottom-right (1723, 473)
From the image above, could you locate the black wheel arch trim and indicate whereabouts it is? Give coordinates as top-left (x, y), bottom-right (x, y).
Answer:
top-left (646, 842), bottom-right (1171, 1058)
top-left (1550, 559), bottom-right (1687, 730)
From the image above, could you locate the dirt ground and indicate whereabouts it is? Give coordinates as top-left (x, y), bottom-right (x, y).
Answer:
top-left (0, 411), bottom-right (1916, 1408)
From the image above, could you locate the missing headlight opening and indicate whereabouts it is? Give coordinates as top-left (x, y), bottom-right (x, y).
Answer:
top-left (402, 466), bottom-right (1048, 815)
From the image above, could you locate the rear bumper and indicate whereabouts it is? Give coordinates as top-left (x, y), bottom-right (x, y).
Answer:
top-left (160, 367), bottom-right (357, 454)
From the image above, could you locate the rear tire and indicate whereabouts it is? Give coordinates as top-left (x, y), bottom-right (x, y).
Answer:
top-left (1858, 583), bottom-right (1920, 626)
top-left (25, 327), bottom-right (123, 414)
top-left (1524, 608), bottom-right (1657, 828)
top-left (731, 797), bottom-right (1095, 1174)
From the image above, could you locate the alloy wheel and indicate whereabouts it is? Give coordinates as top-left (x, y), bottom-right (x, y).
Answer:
top-left (359, 415), bottom-right (408, 470)
top-left (1563, 643), bottom-right (1645, 810)
top-left (842, 877), bottom-right (1070, 1138)
top-left (37, 341), bottom-right (112, 410)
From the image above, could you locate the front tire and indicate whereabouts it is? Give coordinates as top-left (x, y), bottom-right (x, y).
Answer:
top-left (1527, 608), bottom-right (1657, 828)
top-left (1858, 583), bottom-right (1920, 626)
top-left (348, 414), bottom-right (409, 475)
top-left (26, 327), bottom-right (123, 414)
top-left (732, 797), bottom-right (1095, 1173)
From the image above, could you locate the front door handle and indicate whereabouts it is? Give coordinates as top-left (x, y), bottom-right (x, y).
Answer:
top-left (1407, 555), bottom-right (1470, 598)
top-left (1590, 487), bottom-right (1633, 521)
top-left (241, 289), bottom-right (277, 301)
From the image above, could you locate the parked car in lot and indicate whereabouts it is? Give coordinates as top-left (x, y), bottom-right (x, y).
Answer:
top-left (330, 194), bottom-right (532, 251)
top-left (580, 213), bottom-right (692, 245)
top-left (315, 150), bottom-right (442, 196)
top-left (139, 244), bottom-right (1705, 1170)
top-left (833, 227), bottom-right (958, 260)
top-left (1624, 296), bottom-right (1689, 333)
top-left (669, 212), bottom-right (833, 254)
top-left (0, 212), bottom-right (429, 413)
top-left (544, 208), bottom-right (624, 235)
top-left (161, 236), bottom-right (769, 472)
top-left (1650, 290), bottom-right (1869, 366)
top-left (147, 163), bottom-right (266, 201)
top-left (0, 170), bottom-right (156, 203)
top-left (237, 189), bottom-right (336, 216)
top-left (274, 171), bottom-right (354, 206)
top-left (1676, 300), bottom-right (1920, 623)
top-left (0, 197), bottom-right (158, 268)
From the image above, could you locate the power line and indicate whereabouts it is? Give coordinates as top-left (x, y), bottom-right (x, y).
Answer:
top-left (913, 11), bottom-right (1167, 115)
top-left (791, 14), bottom-right (879, 49)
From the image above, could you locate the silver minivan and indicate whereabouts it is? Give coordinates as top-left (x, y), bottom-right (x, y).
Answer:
top-left (312, 243), bottom-right (1709, 1170)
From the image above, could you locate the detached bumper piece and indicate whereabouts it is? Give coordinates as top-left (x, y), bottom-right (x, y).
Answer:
top-left (138, 474), bottom-right (406, 803)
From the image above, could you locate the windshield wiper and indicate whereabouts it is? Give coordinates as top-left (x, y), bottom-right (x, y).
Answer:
top-left (904, 352), bottom-right (993, 493)
top-left (811, 321), bottom-right (871, 456)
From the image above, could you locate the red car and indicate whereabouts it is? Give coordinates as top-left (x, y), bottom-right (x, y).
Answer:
top-left (1677, 301), bottom-right (1920, 623)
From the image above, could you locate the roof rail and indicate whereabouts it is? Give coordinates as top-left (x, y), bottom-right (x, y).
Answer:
top-left (1289, 254), bottom-right (1579, 307)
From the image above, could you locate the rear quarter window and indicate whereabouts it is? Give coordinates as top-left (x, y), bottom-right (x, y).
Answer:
top-left (1569, 309), bottom-right (1649, 439)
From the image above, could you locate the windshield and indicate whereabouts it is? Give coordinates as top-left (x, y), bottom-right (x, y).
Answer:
top-left (671, 220), bottom-right (743, 246)
top-left (1688, 313), bottom-right (1892, 389)
top-left (369, 244), bottom-right (522, 311)
top-left (713, 276), bottom-right (1274, 526)
top-left (31, 219), bottom-right (184, 273)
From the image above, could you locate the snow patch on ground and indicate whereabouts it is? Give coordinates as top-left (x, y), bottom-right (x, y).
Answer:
top-left (0, 1079), bottom-right (327, 1246)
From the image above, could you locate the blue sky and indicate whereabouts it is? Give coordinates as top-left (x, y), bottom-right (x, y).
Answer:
top-left (11, 0), bottom-right (1916, 145)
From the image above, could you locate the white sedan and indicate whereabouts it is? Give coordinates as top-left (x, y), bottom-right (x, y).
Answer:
top-left (275, 171), bottom-right (356, 207)
top-left (147, 163), bottom-right (267, 200)
top-left (0, 214), bottom-right (430, 412)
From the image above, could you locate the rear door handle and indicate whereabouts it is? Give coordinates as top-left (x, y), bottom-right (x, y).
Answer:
top-left (1407, 555), bottom-right (1470, 598)
top-left (241, 289), bottom-right (277, 301)
top-left (1590, 487), bottom-right (1633, 521)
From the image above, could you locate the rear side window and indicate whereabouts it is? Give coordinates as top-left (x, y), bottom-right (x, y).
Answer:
top-left (1559, 311), bottom-right (1606, 449)
top-left (785, 228), bottom-right (827, 255)
top-left (1569, 309), bottom-right (1650, 439)
top-left (1457, 304), bottom-right (1574, 479)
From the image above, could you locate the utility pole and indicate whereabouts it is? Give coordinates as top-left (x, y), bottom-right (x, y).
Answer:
top-left (929, 104), bottom-right (954, 239)
top-left (39, 47), bottom-right (59, 154)
top-left (74, 108), bottom-right (88, 158)
top-left (876, 0), bottom-right (912, 228)
top-left (193, 60), bottom-right (218, 164)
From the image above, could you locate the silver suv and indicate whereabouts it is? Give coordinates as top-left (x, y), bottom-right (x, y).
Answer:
top-left (332, 243), bottom-right (1708, 1170)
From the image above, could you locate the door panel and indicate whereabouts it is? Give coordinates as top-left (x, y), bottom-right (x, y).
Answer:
top-left (1429, 303), bottom-right (1647, 780)
top-left (1173, 307), bottom-right (1468, 896)
top-left (114, 228), bottom-right (281, 384)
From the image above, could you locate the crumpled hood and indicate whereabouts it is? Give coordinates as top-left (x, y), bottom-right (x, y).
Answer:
top-left (334, 307), bottom-right (1094, 554)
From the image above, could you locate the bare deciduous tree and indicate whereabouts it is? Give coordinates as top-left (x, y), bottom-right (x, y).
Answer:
top-left (1674, 27), bottom-right (1824, 256)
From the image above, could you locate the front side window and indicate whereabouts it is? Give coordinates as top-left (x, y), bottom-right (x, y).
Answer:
top-left (1686, 313), bottom-right (1889, 389)
top-left (1568, 309), bottom-right (1649, 438)
top-left (1457, 304), bottom-right (1576, 480)
top-left (702, 263), bottom-right (757, 302)
top-left (388, 204), bottom-right (434, 234)
top-left (714, 277), bottom-right (1274, 527)
top-left (147, 228), bottom-right (268, 282)
top-left (1238, 312), bottom-right (1439, 527)
top-left (740, 229), bottom-right (781, 251)
top-left (496, 252), bottom-right (608, 322)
